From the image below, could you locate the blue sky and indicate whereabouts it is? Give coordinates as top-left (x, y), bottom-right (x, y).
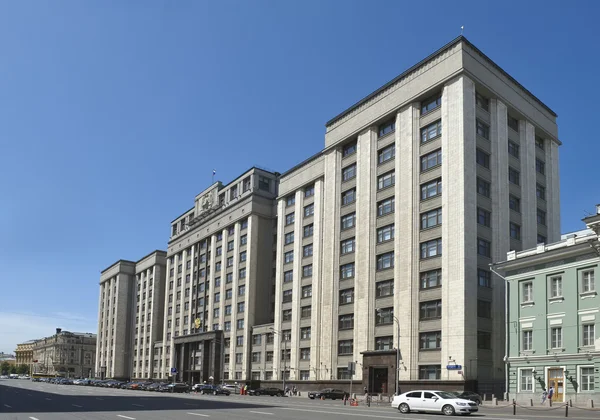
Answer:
top-left (1, 0), bottom-right (599, 353)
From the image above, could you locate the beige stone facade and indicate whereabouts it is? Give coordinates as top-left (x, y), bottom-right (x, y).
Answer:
top-left (33, 329), bottom-right (96, 377)
top-left (15, 340), bottom-right (35, 367)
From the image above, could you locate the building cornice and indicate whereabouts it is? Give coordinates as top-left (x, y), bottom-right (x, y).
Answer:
top-left (509, 351), bottom-right (600, 363)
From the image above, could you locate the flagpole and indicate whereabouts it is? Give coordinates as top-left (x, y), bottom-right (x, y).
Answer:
top-left (212, 170), bottom-right (215, 184)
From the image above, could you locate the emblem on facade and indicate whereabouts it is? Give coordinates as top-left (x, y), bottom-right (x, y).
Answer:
top-left (201, 193), bottom-right (213, 210)
top-left (194, 318), bottom-right (202, 329)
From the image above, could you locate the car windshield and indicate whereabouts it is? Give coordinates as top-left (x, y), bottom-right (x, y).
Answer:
top-left (436, 391), bottom-right (458, 399)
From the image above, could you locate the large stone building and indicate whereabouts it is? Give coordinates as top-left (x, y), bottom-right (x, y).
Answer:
top-left (495, 204), bottom-right (599, 403)
top-left (15, 340), bottom-right (35, 368)
top-left (33, 328), bottom-right (96, 378)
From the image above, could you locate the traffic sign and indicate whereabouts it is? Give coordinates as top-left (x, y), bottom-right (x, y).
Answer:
top-left (170, 367), bottom-right (178, 374)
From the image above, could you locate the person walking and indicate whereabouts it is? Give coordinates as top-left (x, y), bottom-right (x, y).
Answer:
top-left (547, 386), bottom-right (554, 403)
top-left (541, 389), bottom-right (548, 405)
top-left (363, 386), bottom-right (368, 395)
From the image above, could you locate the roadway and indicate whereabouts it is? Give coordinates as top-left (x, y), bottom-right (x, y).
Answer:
top-left (1, 379), bottom-right (599, 420)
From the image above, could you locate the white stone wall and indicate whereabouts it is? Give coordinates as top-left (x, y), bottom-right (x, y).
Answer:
top-left (521, 121), bottom-right (538, 249)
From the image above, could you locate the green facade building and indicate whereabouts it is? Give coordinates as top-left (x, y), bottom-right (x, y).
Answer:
top-left (496, 206), bottom-right (600, 404)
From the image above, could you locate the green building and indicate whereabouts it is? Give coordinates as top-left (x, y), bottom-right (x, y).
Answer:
top-left (495, 206), bottom-right (599, 404)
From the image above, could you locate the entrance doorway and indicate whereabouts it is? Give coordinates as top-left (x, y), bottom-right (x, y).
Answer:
top-left (547, 368), bottom-right (564, 402)
top-left (371, 367), bottom-right (389, 395)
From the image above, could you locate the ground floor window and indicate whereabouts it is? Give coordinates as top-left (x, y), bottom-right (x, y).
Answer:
top-left (580, 367), bottom-right (595, 391)
top-left (299, 370), bottom-right (310, 380)
top-left (418, 365), bottom-right (440, 380)
top-left (519, 368), bottom-right (533, 392)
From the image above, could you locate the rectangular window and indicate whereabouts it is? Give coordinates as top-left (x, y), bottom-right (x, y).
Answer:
top-left (477, 300), bottom-right (492, 318)
top-left (301, 306), bottom-right (311, 318)
top-left (478, 269), bottom-right (491, 287)
top-left (421, 94), bottom-right (441, 115)
top-left (510, 222), bottom-right (521, 240)
top-left (477, 177), bottom-right (490, 197)
top-left (339, 288), bottom-right (354, 305)
top-left (303, 224), bottom-right (314, 237)
top-left (282, 309), bottom-right (292, 322)
top-left (548, 275), bottom-right (562, 298)
top-left (537, 209), bottom-right (546, 226)
top-left (377, 224), bottom-right (395, 243)
top-left (419, 365), bottom-right (441, 380)
top-left (536, 184), bottom-right (546, 200)
top-left (342, 141), bottom-right (357, 157)
top-left (285, 212), bottom-right (295, 226)
top-left (238, 285), bottom-right (245, 296)
top-left (375, 307), bottom-right (393, 325)
top-left (284, 251), bottom-right (294, 264)
top-left (300, 327), bottom-right (310, 340)
top-left (420, 300), bottom-right (442, 320)
top-left (341, 212), bottom-right (356, 230)
top-left (508, 115), bottom-right (519, 132)
top-left (476, 148), bottom-right (489, 168)
top-left (421, 208), bottom-right (442, 230)
top-left (509, 167), bottom-right (520, 185)
top-left (421, 178), bottom-right (442, 200)
top-left (421, 149), bottom-right (442, 172)
top-left (300, 348), bottom-right (311, 360)
top-left (302, 264), bottom-right (312, 278)
top-left (509, 195), bottom-right (521, 212)
top-left (476, 92), bottom-right (489, 111)
top-left (420, 331), bottom-right (441, 350)
top-left (302, 285), bottom-right (312, 298)
top-left (551, 327), bottom-right (563, 349)
top-left (536, 158), bottom-right (545, 175)
top-left (284, 232), bottom-right (294, 245)
top-left (258, 176), bottom-right (270, 191)
top-left (338, 314), bottom-right (354, 330)
top-left (477, 331), bottom-right (491, 349)
top-left (303, 244), bottom-right (313, 257)
top-left (304, 184), bottom-right (315, 197)
top-left (420, 239), bottom-right (442, 259)
top-left (375, 336), bottom-right (393, 351)
top-left (340, 237), bottom-right (355, 255)
top-left (251, 352), bottom-right (261, 363)
top-left (239, 251), bottom-right (246, 262)
top-left (477, 238), bottom-right (491, 257)
top-left (376, 279), bottom-right (394, 298)
top-left (282, 290), bottom-right (293, 303)
top-left (477, 119), bottom-right (490, 139)
top-left (378, 144), bottom-right (395, 164)
top-left (520, 369), bottom-right (533, 391)
top-left (508, 141), bottom-right (520, 159)
top-left (377, 197), bottom-right (395, 216)
top-left (340, 263), bottom-right (355, 279)
top-left (582, 324), bottom-right (595, 347)
top-left (582, 271), bottom-right (595, 293)
top-left (421, 120), bottom-right (442, 143)
top-left (342, 188), bottom-right (356, 205)
top-left (376, 252), bottom-right (394, 270)
top-left (342, 163), bottom-right (357, 181)
top-left (537, 234), bottom-right (547, 244)
top-left (226, 256), bottom-right (233, 267)
top-left (304, 204), bottom-right (314, 217)
top-left (421, 269), bottom-right (441, 289)
top-left (377, 171), bottom-right (395, 190)
top-left (378, 119), bottom-right (395, 137)
top-left (581, 367), bottom-right (595, 391)
top-left (286, 195), bottom-right (295, 207)
top-left (477, 208), bottom-right (491, 227)
top-left (522, 330), bottom-right (533, 351)
top-left (522, 281), bottom-right (533, 303)
top-left (283, 270), bottom-right (293, 283)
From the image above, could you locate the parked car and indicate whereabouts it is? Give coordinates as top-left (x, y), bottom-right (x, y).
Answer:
top-left (167, 383), bottom-right (190, 393)
top-left (144, 382), bottom-right (165, 391)
top-left (391, 390), bottom-right (479, 416)
top-left (451, 391), bottom-right (482, 405)
top-left (221, 384), bottom-right (241, 394)
top-left (248, 387), bottom-right (285, 396)
top-left (308, 388), bottom-right (349, 400)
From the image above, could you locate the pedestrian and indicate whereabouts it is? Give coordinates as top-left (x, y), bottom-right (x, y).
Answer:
top-left (541, 389), bottom-right (547, 405)
top-left (285, 386), bottom-right (290, 396)
top-left (363, 386), bottom-right (368, 395)
top-left (548, 386), bottom-right (554, 402)
top-left (292, 386), bottom-right (297, 396)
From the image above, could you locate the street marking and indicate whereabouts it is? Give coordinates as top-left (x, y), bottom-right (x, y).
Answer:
top-left (29, 417), bottom-right (40, 420)
top-left (117, 416), bottom-right (136, 420)
top-left (184, 403), bottom-right (197, 406)
top-left (3, 404), bottom-right (12, 408)
top-left (45, 398), bottom-right (52, 400)
top-left (131, 403), bottom-right (144, 407)
top-left (278, 407), bottom-right (399, 419)
top-left (187, 413), bottom-right (210, 417)
top-left (72, 404), bottom-right (83, 408)
top-left (27, 394), bottom-right (32, 396)
top-left (249, 411), bottom-right (273, 415)
top-left (96, 397), bottom-right (104, 400)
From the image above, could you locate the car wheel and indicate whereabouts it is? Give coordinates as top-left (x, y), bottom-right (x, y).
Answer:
top-left (399, 403), bottom-right (410, 414)
top-left (442, 404), bottom-right (455, 416)
top-left (213, 391), bottom-right (217, 396)
top-left (277, 393), bottom-right (282, 397)
top-left (309, 396), bottom-right (314, 399)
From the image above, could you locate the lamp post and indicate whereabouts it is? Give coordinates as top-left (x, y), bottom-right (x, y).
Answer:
top-left (376, 309), bottom-right (400, 396)
top-left (269, 327), bottom-right (286, 392)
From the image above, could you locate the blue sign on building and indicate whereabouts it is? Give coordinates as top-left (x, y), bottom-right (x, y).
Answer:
top-left (446, 364), bottom-right (462, 370)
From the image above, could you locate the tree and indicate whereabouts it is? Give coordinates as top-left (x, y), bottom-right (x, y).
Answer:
top-left (9, 365), bottom-right (17, 374)
top-left (0, 361), bottom-right (9, 375)
top-left (17, 364), bottom-right (28, 375)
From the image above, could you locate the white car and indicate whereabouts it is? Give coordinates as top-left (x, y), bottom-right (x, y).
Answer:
top-left (392, 390), bottom-right (478, 416)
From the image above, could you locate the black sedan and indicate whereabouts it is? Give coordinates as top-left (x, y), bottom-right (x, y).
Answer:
top-left (248, 387), bottom-right (285, 396)
top-left (308, 388), bottom-right (349, 400)
top-left (452, 391), bottom-right (482, 405)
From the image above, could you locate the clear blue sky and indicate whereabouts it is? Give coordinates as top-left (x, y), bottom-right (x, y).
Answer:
top-left (1, 1), bottom-right (599, 353)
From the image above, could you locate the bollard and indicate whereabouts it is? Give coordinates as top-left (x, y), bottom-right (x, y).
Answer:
top-left (367, 395), bottom-right (371, 407)
top-left (529, 398), bottom-right (533, 406)
top-left (512, 399), bottom-right (516, 416)
top-left (492, 397), bottom-right (498, 405)
top-left (565, 403), bottom-right (568, 417)
top-left (587, 399), bottom-right (594, 408)
top-left (569, 399), bottom-right (572, 407)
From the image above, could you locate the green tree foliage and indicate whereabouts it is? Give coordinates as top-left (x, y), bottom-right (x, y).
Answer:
top-left (0, 361), bottom-right (9, 375)
top-left (9, 365), bottom-right (17, 374)
top-left (17, 364), bottom-right (29, 375)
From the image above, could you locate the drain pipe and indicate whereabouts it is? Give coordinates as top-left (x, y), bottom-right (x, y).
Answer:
top-left (489, 263), bottom-right (510, 401)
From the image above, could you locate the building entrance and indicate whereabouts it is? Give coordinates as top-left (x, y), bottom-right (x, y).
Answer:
top-left (173, 330), bottom-right (224, 385)
top-left (371, 367), bottom-right (389, 395)
top-left (547, 368), bottom-right (564, 402)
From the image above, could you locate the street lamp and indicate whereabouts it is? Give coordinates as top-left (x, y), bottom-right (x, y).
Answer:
top-left (269, 327), bottom-right (286, 392)
top-left (376, 308), bottom-right (400, 396)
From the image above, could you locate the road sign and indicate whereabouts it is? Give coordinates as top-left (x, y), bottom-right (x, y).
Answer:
top-left (446, 364), bottom-right (462, 370)
top-left (170, 367), bottom-right (178, 374)
top-left (348, 361), bottom-right (355, 375)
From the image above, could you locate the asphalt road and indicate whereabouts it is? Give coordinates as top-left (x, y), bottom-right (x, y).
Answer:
top-left (1, 379), bottom-right (599, 420)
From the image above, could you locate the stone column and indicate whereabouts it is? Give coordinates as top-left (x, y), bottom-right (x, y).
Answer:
top-left (546, 141), bottom-right (561, 242)
top-left (309, 178), bottom-right (324, 380)
top-left (290, 189), bottom-right (304, 380)
top-left (273, 199), bottom-right (285, 380)
top-left (520, 121), bottom-right (537, 249)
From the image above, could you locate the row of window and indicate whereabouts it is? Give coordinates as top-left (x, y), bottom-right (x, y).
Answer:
top-left (520, 367), bottom-right (594, 392)
top-left (520, 271), bottom-right (596, 303)
top-left (520, 324), bottom-right (596, 351)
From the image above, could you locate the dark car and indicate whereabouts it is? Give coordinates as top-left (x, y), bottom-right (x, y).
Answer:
top-left (144, 382), bottom-right (165, 391)
top-left (248, 387), bottom-right (285, 396)
top-left (308, 388), bottom-right (349, 400)
top-left (193, 384), bottom-right (230, 395)
top-left (452, 391), bottom-right (482, 405)
top-left (168, 383), bottom-right (190, 393)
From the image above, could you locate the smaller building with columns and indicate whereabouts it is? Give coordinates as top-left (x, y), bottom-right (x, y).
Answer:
top-left (15, 340), bottom-right (35, 368)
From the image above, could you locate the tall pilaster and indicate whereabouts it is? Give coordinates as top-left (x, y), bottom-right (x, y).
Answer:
top-left (289, 189), bottom-right (303, 380)
top-left (520, 121), bottom-right (537, 249)
top-left (309, 178), bottom-right (324, 380)
top-left (546, 141), bottom-right (561, 242)
top-left (273, 199), bottom-right (285, 380)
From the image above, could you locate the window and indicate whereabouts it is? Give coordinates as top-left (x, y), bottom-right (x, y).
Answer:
top-left (301, 306), bottom-right (311, 318)
top-left (536, 184), bottom-right (546, 200)
top-left (284, 232), bottom-right (294, 245)
top-left (235, 335), bottom-right (243, 346)
top-left (339, 288), bottom-right (354, 305)
top-left (251, 352), bottom-right (261, 363)
top-left (508, 167), bottom-right (520, 185)
top-left (510, 222), bottom-right (521, 240)
top-left (506, 114), bottom-right (519, 131)
top-left (377, 224), bottom-right (395, 243)
top-left (340, 238), bottom-right (355, 255)
top-left (377, 171), bottom-right (395, 190)
top-left (537, 234), bottom-right (547, 244)
top-left (265, 351), bottom-right (273, 362)
top-left (258, 176), bottom-right (270, 191)
top-left (478, 269), bottom-right (491, 287)
top-left (341, 212), bottom-right (356, 230)
top-left (283, 270), bottom-right (293, 283)
top-left (342, 164), bottom-right (357, 181)
top-left (476, 92), bottom-right (489, 111)
top-left (420, 300), bottom-right (442, 320)
top-left (508, 141), bottom-right (520, 159)
top-left (378, 120), bottom-right (395, 137)
top-left (226, 273), bottom-right (233, 283)
top-left (477, 300), bottom-right (491, 318)
top-left (522, 281), bottom-right (533, 303)
top-left (420, 331), bottom-right (441, 350)
top-left (224, 305), bottom-right (231, 315)
top-left (476, 119), bottom-right (490, 139)
top-left (421, 178), bottom-right (442, 200)
top-left (215, 262), bottom-right (222, 272)
top-left (551, 327), bottom-right (563, 349)
top-left (478, 331), bottom-right (491, 349)
top-left (342, 188), bottom-right (356, 205)
top-left (282, 309), bottom-right (292, 322)
top-left (375, 336), bottom-right (393, 351)
top-left (421, 120), bottom-right (442, 143)
top-left (476, 149), bottom-right (489, 168)
top-left (338, 339), bottom-right (353, 355)
top-left (419, 365), bottom-right (441, 380)
top-left (520, 368), bottom-right (534, 391)
top-left (537, 209), bottom-right (546, 226)
top-left (216, 232), bottom-right (223, 241)
top-left (284, 251), bottom-right (294, 264)
top-left (342, 141), bottom-right (357, 157)
top-left (378, 144), bottom-right (395, 164)
top-left (376, 279), bottom-right (394, 298)
top-left (376, 307), bottom-right (393, 325)
top-left (582, 270), bottom-right (595, 293)
top-left (252, 334), bottom-right (262, 346)
top-left (477, 178), bottom-right (490, 197)
top-left (509, 195), bottom-right (521, 212)
top-left (302, 285), bottom-right (312, 298)
top-left (242, 176), bottom-right (251, 192)
top-left (477, 208), bottom-right (491, 227)
top-left (304, 184), bottom-right (315, 197)
top-left (286, 195), bottom-right (295, 207)
top-left (420, 239), bottom-right (442, 259)
top-left (302, 264), bottom-right (312, 278)
top-left (239, 251), bottom-right (246, 262)
top-left (421, 94), bottom-right (441, 114)
top-left (536, 158), bottom-right (545, 175)
top-left (300, 327), bottom-right (310, 340)
top-left (421, 269), bottom-right (441, 289)
top-left (300, 348), bottom-right (310, 360)
top-left (522, 330), bottom-right (533, 351)
top-left (582, 324), bottom-right (595, 347)
top-left (303, 244), bottom-right (313, 257)
top-left (214, 292), bottom-right (220, 303)
top-left (421, 149), bottom-right (442, 172)
top-left (477, 238), bottom-right (491, 257)
top-left (236, 319), bottom-right (244, 329)
top-left (285, 212), bottom-right (295, 226)
top-left (377, 252), bottom-right (394, 270)
top-left (338, 314), bottom-right (354, 330)
top-left (282, 290), bottom-right (293, 303)
top-left (303, 224), bottom-right (313, 237)
top-left (238, 285), bottom-right (245, 296)
top-left (581, 367), bottom-right (595, 391)
top-left (304, 204), bottom-right (314, 217)
top-left (226, 256), bottom-right (233, 267)
top-left (340, 263), bottom-right (355, 279)
top-left (377, 197), bottom-right (395, 216)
